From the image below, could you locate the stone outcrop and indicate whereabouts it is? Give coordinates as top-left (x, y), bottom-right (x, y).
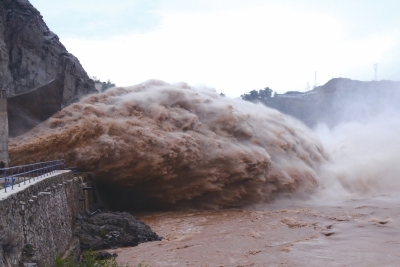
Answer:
top-left (0, 0), bottom-right (97, 107)
top-left (76, 211), bottom-right (162, 251)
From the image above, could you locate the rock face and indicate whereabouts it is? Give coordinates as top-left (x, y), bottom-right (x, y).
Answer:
top-left (0, 0), bottom-right (97, 106)
top-left (75, 212), bottom-right (162, 250)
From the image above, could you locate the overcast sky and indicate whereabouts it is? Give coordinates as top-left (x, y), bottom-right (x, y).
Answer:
top-left (30, 0), bottom-right (400, 96)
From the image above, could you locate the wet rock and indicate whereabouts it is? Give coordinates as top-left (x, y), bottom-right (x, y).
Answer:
top-left (75, 211), bottom-right (162, 250)
top-left (322, 231), bottom-right (335, 236)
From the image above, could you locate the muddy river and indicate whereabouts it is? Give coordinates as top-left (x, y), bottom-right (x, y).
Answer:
top-left (107, 196), bottom-right (400, 266)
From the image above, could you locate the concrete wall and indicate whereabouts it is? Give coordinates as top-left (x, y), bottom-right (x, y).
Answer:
top-left (0, 93), bottom-right (8, 166)
top-left (0, 171), bottom-right (93, 267)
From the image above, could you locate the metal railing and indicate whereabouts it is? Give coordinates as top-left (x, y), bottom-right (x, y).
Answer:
top-left (0, 160), bottom-right (65, 193)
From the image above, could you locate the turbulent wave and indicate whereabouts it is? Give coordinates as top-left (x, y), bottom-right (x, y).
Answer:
top-left (315, 111), bottom-right (400, 199)
top-left (10, 80), bottom-right (327, 209)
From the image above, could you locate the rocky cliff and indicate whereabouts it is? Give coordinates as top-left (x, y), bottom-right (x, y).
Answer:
top-left (0, 0), bottom-right (97, 106)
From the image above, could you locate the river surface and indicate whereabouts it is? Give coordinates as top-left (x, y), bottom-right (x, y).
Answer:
top-left (107, 196), bottom-right (400, 267)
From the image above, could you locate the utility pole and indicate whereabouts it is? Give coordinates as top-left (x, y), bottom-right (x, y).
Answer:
top-left (314, 71), bottom-right (317, 89)
top-left (374, 63), bottom-right (378, 81)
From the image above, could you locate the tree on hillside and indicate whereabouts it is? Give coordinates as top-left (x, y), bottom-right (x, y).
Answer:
top-left (90, 76), bottom-right (101, 83)
top-left (241, 87), bottom-right (273, 101)
top-left (259, 87), bottom-right (272, 99)
top-left (241, 90), bottom-right (258, 100)
top-left (90, 76), bottom-right (116, 92)
top-left (101, 79), bottom-right (115, 92)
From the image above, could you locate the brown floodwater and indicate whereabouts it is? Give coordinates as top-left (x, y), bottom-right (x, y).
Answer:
top-left (9, 81), bottom-right (400, 265)
top-left (107, 196), bottom-right (400, 267)
top-left (10, 81), bottom-right (326, 210)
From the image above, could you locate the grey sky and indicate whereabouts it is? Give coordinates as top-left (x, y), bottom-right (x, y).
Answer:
top-left (30, 0), bottom-right (400, 96)
top-left (30, 0), bottom-right (161, 37)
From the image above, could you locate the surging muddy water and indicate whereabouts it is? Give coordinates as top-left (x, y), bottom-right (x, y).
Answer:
top-left (9, 80), bottom-right (400, 266)
top-left (109, 197), bottom-right (400, 266)
top-left (10, 80), bottom-right (326, 209)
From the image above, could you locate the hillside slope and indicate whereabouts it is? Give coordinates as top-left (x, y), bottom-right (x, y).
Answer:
top-left (264, 78), bottom-right (400, 128)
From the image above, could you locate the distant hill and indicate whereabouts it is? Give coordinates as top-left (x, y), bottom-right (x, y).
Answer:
top-left (260, 78), bottom-right (400, 128)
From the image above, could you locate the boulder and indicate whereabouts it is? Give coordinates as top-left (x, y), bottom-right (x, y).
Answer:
top-left (75, 212), bottom-right (162, 250)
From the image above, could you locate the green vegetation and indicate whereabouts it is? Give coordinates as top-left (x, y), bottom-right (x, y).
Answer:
top-left (91, 76), bottom-right (101, 83)
top-left (28, 215), bottom-right (34, 224)
top-left (91, 76), bottom-right (116, 92)
top-left (101, 80), bottom-right (116, 92)
top-left (99, 229), bottom-right (106, 239)
top-left (240, 87), bottom-right (273, 101)
top-left (55, 251), bottom-right (149, 267)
